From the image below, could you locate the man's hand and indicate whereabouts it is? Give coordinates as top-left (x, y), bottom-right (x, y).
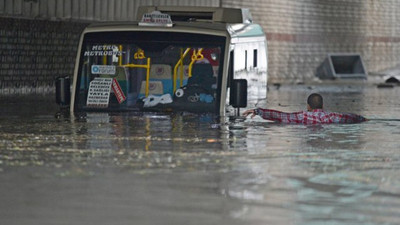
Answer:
top-left (243, 109), bottom-right (257, 118)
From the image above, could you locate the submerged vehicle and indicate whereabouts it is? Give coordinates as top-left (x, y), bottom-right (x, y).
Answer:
top-left (56, 6), bottom-right (268, 116)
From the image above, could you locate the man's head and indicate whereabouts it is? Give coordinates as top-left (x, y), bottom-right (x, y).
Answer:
top-left (307, 93), bottom-right (323, 111)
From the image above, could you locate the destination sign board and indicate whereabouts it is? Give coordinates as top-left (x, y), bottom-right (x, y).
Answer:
top-left (139, 11), bottom-right (173, 27)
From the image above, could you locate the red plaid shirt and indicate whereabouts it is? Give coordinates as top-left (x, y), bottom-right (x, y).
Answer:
top-left (255, 108), bottom-right (367, 124)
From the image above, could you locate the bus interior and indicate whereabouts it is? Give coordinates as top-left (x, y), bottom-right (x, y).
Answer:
top-left (75, 31), bottom-right (226, 113)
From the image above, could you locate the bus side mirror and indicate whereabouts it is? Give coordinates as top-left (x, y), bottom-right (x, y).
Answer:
top-left (55, 76), bottom-right (71, 106)
top-left (230, 79), bottom-right (247, 108)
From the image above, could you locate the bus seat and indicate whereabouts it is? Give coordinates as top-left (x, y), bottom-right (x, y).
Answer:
top-left (149, 64), bottom-right (173, 94)
top-left (187, 63), bottom-right (215, 93)
top-left (150, 64), bottom-right (172, 79)
top-left (139, 81), bottom-right (164, 97)
top-left (177, 65), bottom-right (189, 87)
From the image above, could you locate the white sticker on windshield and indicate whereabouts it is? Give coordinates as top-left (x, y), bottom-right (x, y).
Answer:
top-left (84, 45), bottom-right (125, 57)
top-left (86, 78), bottom-right (113, 108)
top-left (91, 65), bottom-right (116, 75)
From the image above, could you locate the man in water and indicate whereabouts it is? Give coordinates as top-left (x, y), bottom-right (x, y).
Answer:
top-left (243, 93), bottom-right (367, 124)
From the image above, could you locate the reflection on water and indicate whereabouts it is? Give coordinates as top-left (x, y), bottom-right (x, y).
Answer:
top-left (1, 85), bottom-right (400, 225)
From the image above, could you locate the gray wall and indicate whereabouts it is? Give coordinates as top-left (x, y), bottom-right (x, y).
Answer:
top-left (0, 17), bottom-right (87, 94)
top-left (0, 0), bottom-right (219, 21)
top-left (0, 0), bottom-right (219, 94)
top-left (222, 0), bottom-right (400, 83)
top-left (1, 0), bottom-right (400, 94)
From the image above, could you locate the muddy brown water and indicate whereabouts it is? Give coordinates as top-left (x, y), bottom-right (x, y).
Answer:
top-left (1, 84), bottom-right (400, 225)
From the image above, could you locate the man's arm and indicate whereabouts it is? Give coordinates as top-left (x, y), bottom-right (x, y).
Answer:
top-left (242, 109), bottom-right (258, 118)
top-left (339, 113), bottom-right (368, 123)
top-left (243, 108), bottom-right (297, 122)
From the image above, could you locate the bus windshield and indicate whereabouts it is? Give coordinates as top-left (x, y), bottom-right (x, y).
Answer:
top-left (74, 31), bottom-right (226, 113)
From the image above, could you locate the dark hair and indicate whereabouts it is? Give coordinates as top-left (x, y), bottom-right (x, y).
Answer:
top-left (307, 93), bottom-right (323, 109)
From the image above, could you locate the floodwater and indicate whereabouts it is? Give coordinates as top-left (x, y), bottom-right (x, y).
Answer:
top-left (0, 84), bottom-right (400, 225)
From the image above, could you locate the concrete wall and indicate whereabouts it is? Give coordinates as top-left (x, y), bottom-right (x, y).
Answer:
top-left (0, 17), bottom-right (88, 94)
top-left (222, 0), bottom-right (400, 83)
top-left (1, 0), bottom-right (400, 94)
top-left (0, 0), bottom-right (219, 21)
top-left (0, 0), bottom-right (219, 94)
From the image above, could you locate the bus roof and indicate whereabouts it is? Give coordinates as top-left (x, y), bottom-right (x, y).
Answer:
top-left (86, 20), bottom-right (228, 31)
top-left (84, 21), bottom-right (265, 40)
top-left (83, 7), bottom-right (265, 40)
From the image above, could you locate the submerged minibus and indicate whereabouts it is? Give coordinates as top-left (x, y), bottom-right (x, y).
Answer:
top-left (56, 6), bottom-right (268, 116)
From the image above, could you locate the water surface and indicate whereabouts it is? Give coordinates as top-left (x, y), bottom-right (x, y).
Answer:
top-left (1, 84), bottom-right (400, 225)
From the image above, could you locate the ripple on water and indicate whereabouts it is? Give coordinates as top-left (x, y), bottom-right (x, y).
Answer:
top-left (1, 86), bottom-right (400, 225)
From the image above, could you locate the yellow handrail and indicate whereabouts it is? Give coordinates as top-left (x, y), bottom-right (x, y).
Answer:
top-left (145, 58), bottom-right (150, 97)
top-left (123, 58), bottom-right (151, 97)
top-left (103, 54), bottom-right (107, 65)
top-left (134, 49), bottom-right (146, 59)
top-left (173, 48), bottom-right (191, 93)
top-left (122, 49), bottom-right (151, 97)
top-left (123, 64), bottom-right (149, 69)
top-left (179, 49), bottom-right (184, 87)
top-left (188, 48), bottom-right (204, 78)
top-left (118, 45), bottom-right (123, 66)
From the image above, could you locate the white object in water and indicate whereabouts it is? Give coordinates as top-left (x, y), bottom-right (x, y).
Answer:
top-left (143, 94), bottom-right (173, 107)
top-left (160, 93), bottom-right (173, 104)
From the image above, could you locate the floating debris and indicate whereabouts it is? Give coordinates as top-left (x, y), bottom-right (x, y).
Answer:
top-left (377, 83), bottom-right (394, 88)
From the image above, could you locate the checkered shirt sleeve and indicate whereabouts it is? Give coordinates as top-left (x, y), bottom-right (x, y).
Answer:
top-left (255, 108), bottom-right (304, 123)
top-left (255, 108), bottom-right (367, 124)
